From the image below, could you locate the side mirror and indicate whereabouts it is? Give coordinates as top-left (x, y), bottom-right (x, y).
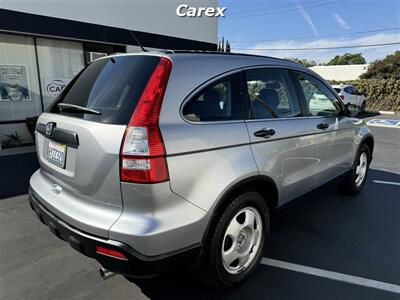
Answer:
top-left (342, 103), bottom-right (358, 117)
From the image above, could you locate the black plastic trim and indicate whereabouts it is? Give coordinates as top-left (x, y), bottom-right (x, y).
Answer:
top-left (36, 123), bottom-right (79, 147)
top-left (28, 188), bottom-right (201, 277)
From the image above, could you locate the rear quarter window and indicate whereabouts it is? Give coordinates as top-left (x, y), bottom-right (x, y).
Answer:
top-left (344, 86), bottom-right (353, 94)
top-left (182, 73), bottom-right (243, 122)
top-left (49, 55), bottom-right (160, 125)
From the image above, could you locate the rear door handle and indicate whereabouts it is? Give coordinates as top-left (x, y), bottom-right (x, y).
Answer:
top-left (316, 122), bottom-right (329, 130)
top-left (253, 128), bottom-right (276, 138)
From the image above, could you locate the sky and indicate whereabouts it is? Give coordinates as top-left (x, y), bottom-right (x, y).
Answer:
top-left (218, 0), bottom-right (400, 63)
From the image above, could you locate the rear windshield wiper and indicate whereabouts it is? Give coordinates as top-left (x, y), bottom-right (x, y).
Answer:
top-left (58, 103), bottom-right (101, 115)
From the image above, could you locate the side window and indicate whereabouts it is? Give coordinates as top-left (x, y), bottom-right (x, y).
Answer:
top-left (353, 87), bottom-right (360, 95)
top-left (245, 68), bottom-right (301, 119)
top-left (344, 86), bottom-right (353, 94)
top-left (295, 72), bottom-right (341, 116)
top-left (182, 73), bottom-right (243, 122)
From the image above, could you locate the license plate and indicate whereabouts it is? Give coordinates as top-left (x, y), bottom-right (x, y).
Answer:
top-left (47, 140), bottom-right (67, 168)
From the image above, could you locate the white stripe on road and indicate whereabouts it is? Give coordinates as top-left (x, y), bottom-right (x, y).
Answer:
top-left (261, 258), bottom-right (400, 294)
top-left (373, 180), bottom-right (400, 186)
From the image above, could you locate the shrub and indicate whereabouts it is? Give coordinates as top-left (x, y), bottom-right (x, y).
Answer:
top-left (360, 51), bottom-right (400, 80)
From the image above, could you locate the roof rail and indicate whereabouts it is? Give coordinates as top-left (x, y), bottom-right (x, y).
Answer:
top-left (151, 50), bottom-right (314, 71)
top-left (155, 49), bottom-right (302, 65)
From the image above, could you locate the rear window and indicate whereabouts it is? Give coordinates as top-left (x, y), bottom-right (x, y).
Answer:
top-left (333, 88), bottom-right (341, 93)
top-left (49, 55), bottom-right (160, 125)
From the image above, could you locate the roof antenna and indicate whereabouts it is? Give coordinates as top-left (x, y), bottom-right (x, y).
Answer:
top-left (129, 30), bottom-right (147, 52)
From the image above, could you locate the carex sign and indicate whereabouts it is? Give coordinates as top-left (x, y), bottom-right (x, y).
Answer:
top-left (176, 4), bottom-right (227, 17)
top-left (45, 79), bottom-right (68, 97)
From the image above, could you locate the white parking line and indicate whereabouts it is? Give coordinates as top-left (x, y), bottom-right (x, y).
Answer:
top-left (373, 180), bottom-right (400, 186)
top-left (261, 258), bottom-right (400, 294)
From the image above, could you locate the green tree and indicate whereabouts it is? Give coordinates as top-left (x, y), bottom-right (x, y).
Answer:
top-left (217, 37), bottom-right (232, 53)
top-left (360, 51), bottom-right (400, 79)
top-left (226, 40), bottom-right (231, 53)
top-left (326, 53), bottom-right (366, 65)
top-left (285, 57), bottom-right (317, 67)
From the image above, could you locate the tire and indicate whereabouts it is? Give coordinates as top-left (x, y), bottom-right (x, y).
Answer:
top-left (340, 143), bottom-right (371, 194)
top-left (201, 192), bottom-right (269, 288)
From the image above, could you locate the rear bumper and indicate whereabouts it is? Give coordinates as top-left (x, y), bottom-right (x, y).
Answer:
top-left (28, 188), bottom-right (201, 278)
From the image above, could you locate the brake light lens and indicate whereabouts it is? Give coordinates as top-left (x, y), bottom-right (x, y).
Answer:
top-left (120, 57), bottom-right (172, 183)
top-left (340, 95), bottom-right (345, 100)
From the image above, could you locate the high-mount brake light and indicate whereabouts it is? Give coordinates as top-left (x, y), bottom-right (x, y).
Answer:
top-left (120, 57), bottom-right (172, 183)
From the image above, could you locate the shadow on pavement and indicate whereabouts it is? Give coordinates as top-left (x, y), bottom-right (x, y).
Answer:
top-left (358, 110), bottom-right (380, 119)
top-left (0, 152), bottom-right (39, 199)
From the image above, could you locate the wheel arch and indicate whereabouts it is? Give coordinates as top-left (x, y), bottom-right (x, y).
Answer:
top-left (201, 175), bottom-right (278, 246)
top-left (361, 135), bottom-right (374, 162)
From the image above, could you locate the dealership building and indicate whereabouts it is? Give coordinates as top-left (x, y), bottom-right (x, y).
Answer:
top-left (0, 1), bottom-right (218, 198)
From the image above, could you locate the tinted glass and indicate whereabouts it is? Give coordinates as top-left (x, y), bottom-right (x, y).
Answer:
top-left (344, 86), bottom-right (353, 94)
top-left (245, 68), bottom-right (301, 119)
top-left (49, 55), bottom-right (160, 125)
top-left (295, 72), bottom-right (341, 116)
top-left (334, 88), bottom-right (341, 93)
top-left (183, 73), bottom-right (243, 122)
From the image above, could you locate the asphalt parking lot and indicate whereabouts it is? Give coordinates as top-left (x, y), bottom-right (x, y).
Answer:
top-left (1, 113), bottom-right (399, 300)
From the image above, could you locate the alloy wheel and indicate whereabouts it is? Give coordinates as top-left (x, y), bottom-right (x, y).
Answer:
top-left (221, 207), bottom-right (263, 274)
top-left (355, 152), bottom-right (368, 187)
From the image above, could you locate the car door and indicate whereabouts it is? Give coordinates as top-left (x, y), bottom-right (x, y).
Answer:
top-left (344, 86), bottom-right (356, 105)
top-left (352, 87), bottom-right (364, 107)
top-left (292, 71), bottom-right (356, 188)
top-left (244, 67), bottom-right (317, 205)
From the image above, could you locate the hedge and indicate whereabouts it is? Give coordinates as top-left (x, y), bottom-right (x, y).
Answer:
top-left (329, 79), bottom-right (400, 112)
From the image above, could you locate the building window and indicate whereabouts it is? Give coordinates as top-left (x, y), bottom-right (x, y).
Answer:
top-left (0, 33), bottom-right (42, 150)
top-left (0, 34), bottom-right (85, 152)
top-left (36, 38), bottom-right (85, 110)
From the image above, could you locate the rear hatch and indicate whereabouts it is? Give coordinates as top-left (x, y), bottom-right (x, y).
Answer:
top-left (33, 55), bottom-right (161, 236)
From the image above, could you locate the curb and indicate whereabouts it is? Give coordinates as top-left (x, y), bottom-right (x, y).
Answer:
top-left (379, 111), bottom-right (396, 115)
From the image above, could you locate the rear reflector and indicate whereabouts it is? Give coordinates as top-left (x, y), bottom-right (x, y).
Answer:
top-left (120, 57), bottom-right (172, 184)
top-left (95, 246), bottom-right (128, 260)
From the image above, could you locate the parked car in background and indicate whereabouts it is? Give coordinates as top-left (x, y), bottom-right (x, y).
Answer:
top-left (332, 84), bottom-right (366, 113)
top-left (29, 52), bottom-right (374, 288)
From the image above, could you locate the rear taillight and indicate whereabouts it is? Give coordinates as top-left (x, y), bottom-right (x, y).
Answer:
top-left (120, 57), bottom-right (172, 183)
top-left (340, 95), bottom-right (345, 100)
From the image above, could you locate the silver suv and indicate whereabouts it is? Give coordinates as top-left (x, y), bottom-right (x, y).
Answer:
top-left (29, 52), bottom-right (374, 287)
